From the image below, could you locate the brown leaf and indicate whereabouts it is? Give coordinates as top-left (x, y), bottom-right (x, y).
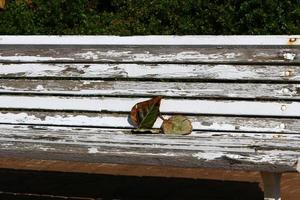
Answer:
top-left (130, 96), bottom-right (162, 129)
top-left (0, 0), bottom-right (5, 9)
top-left (161, 115), bottom-right (193, 135)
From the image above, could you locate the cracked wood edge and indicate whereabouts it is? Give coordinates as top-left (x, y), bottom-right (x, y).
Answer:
top-left (0, 125), bottom-right (299, 172)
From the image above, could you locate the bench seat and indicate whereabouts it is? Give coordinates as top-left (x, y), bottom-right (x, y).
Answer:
top-left (1, 35), bottom-right (300, 199)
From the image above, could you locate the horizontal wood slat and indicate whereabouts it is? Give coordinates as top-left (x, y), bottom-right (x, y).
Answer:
top-left (0, 46), bottom-right (299, 63)
top-left (0, 124), bottom-right (299, 172)
top-left (1, 63), bottom-right (300, 82)
top-left (1, 35), bottom-right (299, 45)
top-left (0, 111), bottom-right (299, 133)
top-left (0, 96), bottom-right (299, 117)
top-left (1, 79), bottom-right (299, 100)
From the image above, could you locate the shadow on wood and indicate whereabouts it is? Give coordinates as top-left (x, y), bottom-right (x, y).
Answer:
top-left (0, 169), bottom-right (264, 200)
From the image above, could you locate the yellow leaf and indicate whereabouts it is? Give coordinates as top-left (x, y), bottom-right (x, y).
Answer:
top-left (161, 115), bottom-right (193, 135)
top-left (0, 0), bottom-right (5, 9)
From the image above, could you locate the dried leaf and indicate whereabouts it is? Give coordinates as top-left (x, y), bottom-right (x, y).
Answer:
top-left (0, 0), bottom-right (5, 9)
top-left (130, 96), bottom-right (162, 129)
top-left (161, 115), bottom-right (192, 135)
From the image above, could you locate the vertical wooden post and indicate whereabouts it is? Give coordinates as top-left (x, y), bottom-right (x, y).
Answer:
top-left (261, 172), bottom-right (281, 200)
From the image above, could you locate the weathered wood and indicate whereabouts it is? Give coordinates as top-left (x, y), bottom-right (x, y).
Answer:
top-left (261, 172), bottom-right (281, 200)
top-left (0, 124), bottom-right (299, 172)
top-left (0, 157), bottom-right (263, 181)
top-left (1, 63), bottom-right (300, 82)
top-left (0, 46), bottom-right (300, 63)
top-left (0, 111), bottom-right (299, 134)
top-left (0, 95), bottom-right (299, 117)
top-left (1, 79), bottom-right (300, 100)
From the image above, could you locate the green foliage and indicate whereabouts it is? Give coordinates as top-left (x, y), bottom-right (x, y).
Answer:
top-left (1, 0), bottom-right (300, 34)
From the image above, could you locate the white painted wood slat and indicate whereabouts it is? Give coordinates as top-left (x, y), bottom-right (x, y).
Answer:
top-left (0, 46), bottom-right (300, 63)
top-left (1, 63), bottom-right (300, 81)
top-left (0, 111), bottom-right (299, 134)
top-left (0, 79), bottom-right (299, 99)
top-left (0, 96), bottom-right (299, 117)
top-left (1, 35), bottom-right (300, 45)
top-left (0, 95), bottom-right (300, 117)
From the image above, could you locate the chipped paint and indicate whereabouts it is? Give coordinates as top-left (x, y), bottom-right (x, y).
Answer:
top-left (88, 147), bottom-right (99, 153)
top-left (36, 85), bottom-right (44, 90)
top-left (193, 152), bottom-right (225, 160)
top-left (0, 55), bottom-right (74, 62)
top-left (296, 157), bottom-right (300, 172)
top-left (283, 52), bottom-right (296, 61)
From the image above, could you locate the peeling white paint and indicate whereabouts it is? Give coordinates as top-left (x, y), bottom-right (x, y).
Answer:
top-left (39, 147), bottom-right (52, 151)
top-left (275, 88), bottom-right (297, 96)
top-left (88, 147), bottom-right (99, 153)
top-left (296, 157), bottom-right (300, 172)
top-left (76, 51), bottom-right (99, 60)
top-left (193, 152), bottom-right (225, 160)
top-left (283, 52), bottom-right (296, 61)
top-left (0, 55), bottom-right (74, 62)
top-left (2, 63), bottom-right (300, 81)
top-left (36, 85), bottom-right (44, 90)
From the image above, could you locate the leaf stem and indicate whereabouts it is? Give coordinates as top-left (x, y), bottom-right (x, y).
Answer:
top-left (159, 114), bottom-right (165, 121)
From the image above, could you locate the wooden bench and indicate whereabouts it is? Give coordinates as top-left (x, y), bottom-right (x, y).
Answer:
top-left (1, 35), bottom-right (300, 200)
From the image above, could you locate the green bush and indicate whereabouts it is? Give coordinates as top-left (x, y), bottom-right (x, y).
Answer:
top-left (0, 0), bottom-right (299, 35)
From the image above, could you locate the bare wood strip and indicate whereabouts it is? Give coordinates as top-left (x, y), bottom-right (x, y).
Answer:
top-left (0, 111), bottom-right (299, 134)
top-left (0, 125), bottom-right (299, 172)
top-left (0, 46), bottom-right (300, 63)
top-left (0, 157), bottom-right (262, 182)
top-left (0, 95), bottom-right (299, 117)
top-left (1, 79), bottom-right (300, 100)
top-left (1, 63), bottom-right (300, 81)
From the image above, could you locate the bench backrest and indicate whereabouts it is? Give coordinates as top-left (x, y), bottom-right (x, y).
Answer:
top-left (0, 36), bottom-right (300, 173)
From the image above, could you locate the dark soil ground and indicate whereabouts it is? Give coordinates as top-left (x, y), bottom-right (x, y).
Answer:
top-left (0, 169), bottom-right (264, 200)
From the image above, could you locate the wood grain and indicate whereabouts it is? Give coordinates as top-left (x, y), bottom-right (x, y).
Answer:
top-left (1, 79), bottom-right (300, 100)
top-left (1, 63), bottom-right (300, 82)
top-left (0, 124), bottom-right (299, 172)
top-left (0, 46), bottom-right (300, 63)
